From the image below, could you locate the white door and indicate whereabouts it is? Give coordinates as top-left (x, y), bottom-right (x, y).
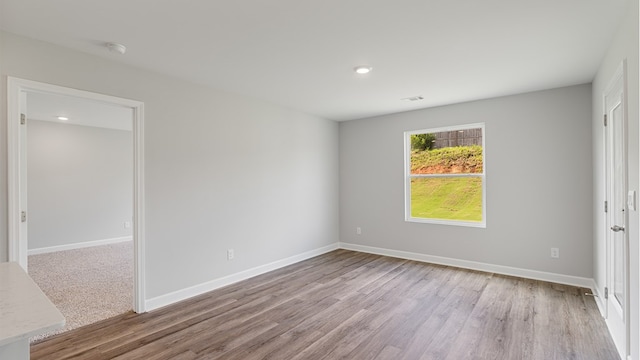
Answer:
top-left (604, 64), bottom-right (627, 358)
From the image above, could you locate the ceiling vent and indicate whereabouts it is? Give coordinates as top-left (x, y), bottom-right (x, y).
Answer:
top-left (402, 96), bottom-right (424, 102)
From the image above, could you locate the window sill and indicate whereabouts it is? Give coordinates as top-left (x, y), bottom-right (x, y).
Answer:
top-left (405, 217), bottom-right (486, 228)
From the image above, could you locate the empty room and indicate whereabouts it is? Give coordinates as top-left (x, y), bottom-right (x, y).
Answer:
top-left (0, 1), bottom-right (638, 360)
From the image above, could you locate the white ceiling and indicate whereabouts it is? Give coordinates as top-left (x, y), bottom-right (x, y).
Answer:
top-left (27, 91), bottom-right (133, 131)
top-left (0, 0), bottom-right (629, 121)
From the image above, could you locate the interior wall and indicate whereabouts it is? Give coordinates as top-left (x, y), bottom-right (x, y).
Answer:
top-left (0, 31), bottom-right (340, 299)
top-left (27, 119), bottom-right (133, 250)
top-left (340, 84), bottom-right (593, 278)
top-left (592, 0), bottom-right (639, 358)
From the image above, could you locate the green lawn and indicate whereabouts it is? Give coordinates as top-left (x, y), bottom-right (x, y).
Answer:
top-left (410, 177), bottom-right (482, 222)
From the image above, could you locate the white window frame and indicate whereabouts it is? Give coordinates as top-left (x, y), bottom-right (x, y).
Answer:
top-left (404, 123), bottom-right (486, 228)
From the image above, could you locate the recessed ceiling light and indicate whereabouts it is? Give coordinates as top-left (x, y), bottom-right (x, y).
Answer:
top-left (354, 66), bottom-right (372, 75)
top-left (57, 116), bottom-right (69, 121)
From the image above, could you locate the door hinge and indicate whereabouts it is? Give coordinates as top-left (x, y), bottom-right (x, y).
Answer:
top-left (604, 287), bottom-right (609, 299)
top-left (604, 200), bottom-right (608, 213)
top-left (604, 114), bottom-right (607, 127)
top-left (20, 113), bottom-right (26, 125)
top-left (21, 211), bottom-right (26, 223)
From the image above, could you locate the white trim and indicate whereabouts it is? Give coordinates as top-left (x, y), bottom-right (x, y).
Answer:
top-left (406, 216), bottom-right (486, 228)
top-left (405, 122), bottom-right (486, 136)
top-left (7, 79), bottom-right (23, 266)
top-left (132, 101), bottom-right (146, 313)
top-left (145, 243), bottom-right (340, 311)
top-left (6, 77), bottom-right (146, 313)
top-left (340, 242), bottom-right (593, 288)
top-left (27, 237), bottom-right (133, 255)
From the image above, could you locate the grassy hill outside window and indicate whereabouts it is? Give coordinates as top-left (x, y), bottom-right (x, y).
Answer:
top-left (404, 123), bottom-right (486, 227)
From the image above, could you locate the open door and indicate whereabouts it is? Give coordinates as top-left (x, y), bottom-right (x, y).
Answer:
top-left (7, 85), bottom-right (29, 268)
top-left (603, 61), bottom-right (629, 359)
top-left (18, 89), bottom-right (28, 268)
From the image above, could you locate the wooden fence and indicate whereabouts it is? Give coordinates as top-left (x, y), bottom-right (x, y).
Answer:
top-left (431, 128), bottom-right (482, 149)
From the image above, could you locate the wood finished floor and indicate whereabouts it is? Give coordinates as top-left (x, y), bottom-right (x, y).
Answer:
top-left (31, 250), bottom-right (620, 360)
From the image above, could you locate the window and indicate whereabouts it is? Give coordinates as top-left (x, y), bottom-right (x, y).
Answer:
top-left (404, 123), bottom-right (485, 227)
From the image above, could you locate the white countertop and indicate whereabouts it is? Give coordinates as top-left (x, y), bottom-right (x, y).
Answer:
top-left (0, 262), bottom-right (65, 346)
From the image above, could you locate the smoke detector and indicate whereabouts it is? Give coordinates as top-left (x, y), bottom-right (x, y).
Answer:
top-left (402, 96), bottom-right (424, 102)
top-left (106, 42), bottom-right (127, 55)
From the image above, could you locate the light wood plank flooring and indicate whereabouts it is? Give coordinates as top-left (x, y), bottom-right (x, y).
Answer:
top-left (31, 250), bottom-right (620, 360)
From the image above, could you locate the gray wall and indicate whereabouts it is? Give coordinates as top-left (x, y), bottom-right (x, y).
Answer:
top-left (27, 120), bottom-right (133, 250)
top-left (592, 0), bottom-right (639, 357)
top-left (0, 31), bottom-right (340, 299)
top-left (340, 84), bottom-right (593, 277)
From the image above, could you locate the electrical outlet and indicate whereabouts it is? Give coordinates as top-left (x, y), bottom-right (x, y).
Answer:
top-left (551, 248), bottom-right (559, 259)
top-left (124, 221), bottom-right (131, 229)
top-left (227, 249), bottom-right (234, 260)
top-left (356, 227), bottom-right (362, 235)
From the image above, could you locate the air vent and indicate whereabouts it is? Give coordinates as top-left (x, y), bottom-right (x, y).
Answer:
top-left (402, 96), bottom-right (424, 102)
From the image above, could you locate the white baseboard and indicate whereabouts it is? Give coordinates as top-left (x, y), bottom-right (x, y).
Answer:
top-left (28, 236), bottom-right (133, 255)
top-left (144, 241), bottom-right (598, 313)
top-left (145, 242), bottom-right (340, 311)
top-left (340, 242), bottom-right (593, 288)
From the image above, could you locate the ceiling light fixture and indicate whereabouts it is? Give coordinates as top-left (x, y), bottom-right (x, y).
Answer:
top-left (106, 42), bottom-right (127, 55)
top-left (354, 66), bottom-right (372, 75)
top-left (57, 116), bottom-right (69, 121)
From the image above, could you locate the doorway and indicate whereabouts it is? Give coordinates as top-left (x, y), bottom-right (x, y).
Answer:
top-left (7, 77), bottom-right (146, 314)
top-left (603, 60), bottom-right (629, 359)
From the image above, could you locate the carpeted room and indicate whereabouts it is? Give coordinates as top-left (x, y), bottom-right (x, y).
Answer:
top-left (25, 103), bottom-right (135, 340)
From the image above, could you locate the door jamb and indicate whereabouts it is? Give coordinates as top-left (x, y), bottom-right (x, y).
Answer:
top-left (7, 77), bottom-right (146, 313)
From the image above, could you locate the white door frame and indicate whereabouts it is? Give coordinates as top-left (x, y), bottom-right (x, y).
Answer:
top-left (7, 77), bottom-right (146, 313)
top-left (602, 60), bottom-right (629, 359)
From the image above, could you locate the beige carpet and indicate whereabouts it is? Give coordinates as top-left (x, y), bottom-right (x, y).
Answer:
top-left (28, 241), bottom-right (133, 341)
